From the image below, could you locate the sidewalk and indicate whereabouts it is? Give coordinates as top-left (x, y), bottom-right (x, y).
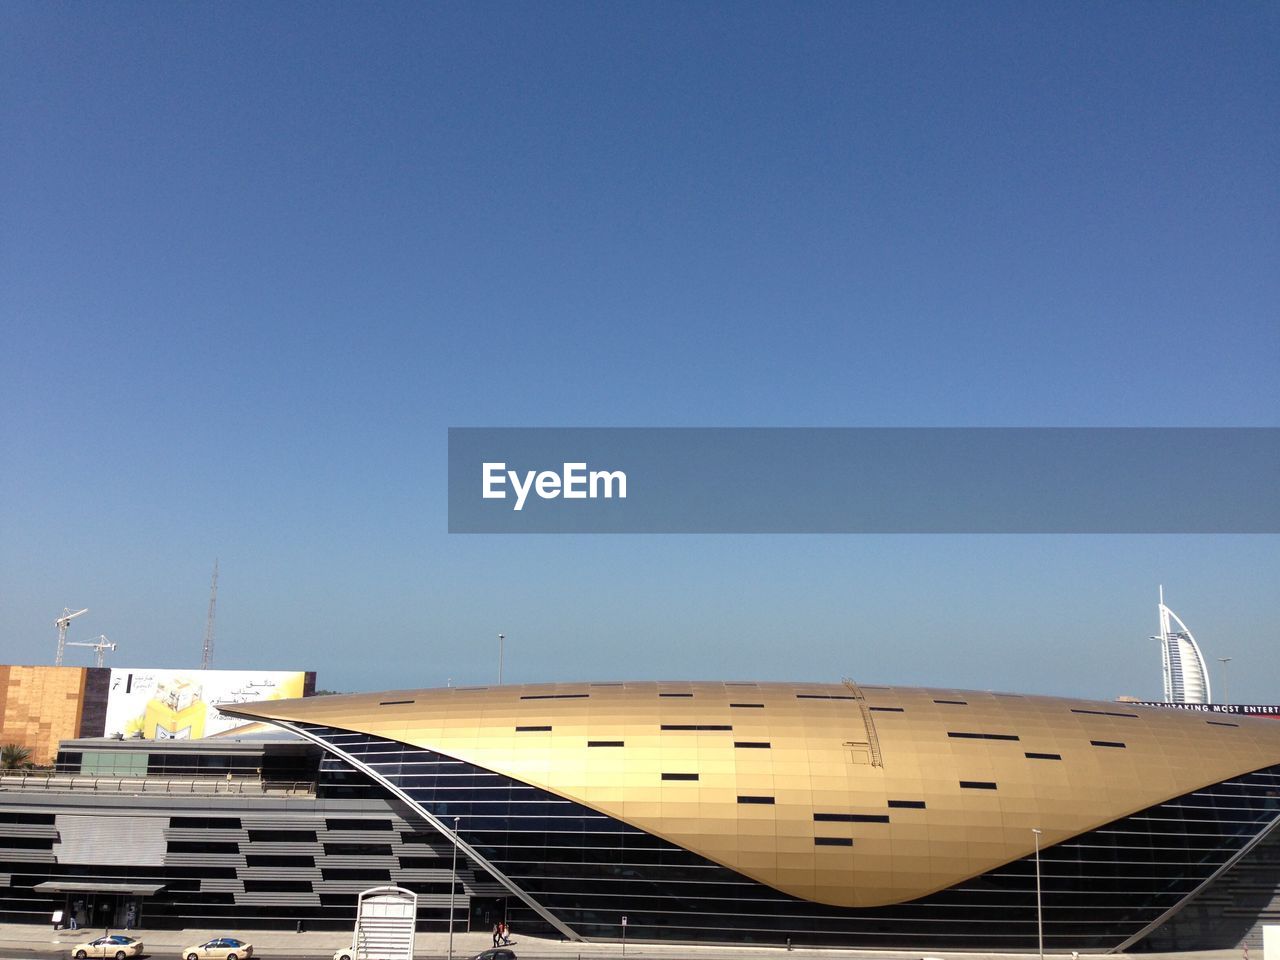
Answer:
top-left (0, 923), bottom-right (1246, 960)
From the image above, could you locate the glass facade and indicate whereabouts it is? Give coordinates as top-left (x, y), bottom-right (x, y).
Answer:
top-left (303, 723), bottom-right (1280, 950)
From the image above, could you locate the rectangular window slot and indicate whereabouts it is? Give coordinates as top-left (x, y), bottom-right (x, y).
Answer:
top-left (170, 816), bottom-right (241, 829)
top-left (814, 813), bottom-right (890, 823)
top-left (1091, 740), bottom-right (1126, 748)
top-left (167, 841), bottom-right (239, 854)
top-left (0, 836), bottom-right (53, 850)
top-left (796, 693), bottom-right (856, 700)
top-left (324, 842), bottom-right (393, 856)
top-left (959, 780), bottom-right (998, 790)
top-left (399, 855), bottom-right (449, 869)
top-left (814, 837), bottom-right (854, 846)
top-left (321, 868), bottom-right (391, 882)
top-left (662, 724), bottom-right (732, 731)
top-left (737, 795), bottom-right (775, 804)
top-left (244, 880), bottom-right (314, 893)
top-left (520, 693), bottom-right (589, 700)
top-left (248, 829), bottom-right (318, 843)
top-left (724, 682), bottom-right (758, 686)
top-left (379, 699), bottom-right (414, 706)
top-left (934, 699), bottom-right (968, 705)
top-left (1025, 752), bottom-right (1062, 760)
top-left (659, 692), bottom-right (693, 697)
top-left (869, 706), bottom-right (904, 712)
top-left (888, 800), bottom-right (926, 809)
top-left (730, 703), bottom-right (764, 708)
top-left (948, 732), bottom-right (1020, 741)
top-left (0, 811), bottom-right (56, 825)
top-left (515, 725), bottom-right (552, 732)
top-left (734, 741), bottom-right (771, 748)
top-left (1071, 708), bottom-right (1138, 718)
top-left (246, 854), bottom-right (315, 868)
top-left (661, 772), bottom-right (699, 781)
top-left (588, 740), bottom-right (625, 747)
top-left (1208, 720), bottom-right (1240, 727)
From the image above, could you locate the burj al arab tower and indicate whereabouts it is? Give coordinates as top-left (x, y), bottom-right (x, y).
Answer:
top-left (1153, 586), bottom-right (1212, 703)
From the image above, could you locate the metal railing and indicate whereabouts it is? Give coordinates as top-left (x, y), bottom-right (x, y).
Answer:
top-left (0, 770), bottom-right (315, 796)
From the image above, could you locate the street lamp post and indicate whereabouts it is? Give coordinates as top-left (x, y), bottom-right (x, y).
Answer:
top-left (498, 634), bottom-right (505, 685)
top-left (1032, 828), bottom-right (1044, 960)
top-left (447, 816), bottom-right (460, 960)
top-left (1218, 657), bottom-right (1232, 704)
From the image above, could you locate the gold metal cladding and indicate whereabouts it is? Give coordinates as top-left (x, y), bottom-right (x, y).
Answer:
top-left (223, 681), bottom-right (1280, 909)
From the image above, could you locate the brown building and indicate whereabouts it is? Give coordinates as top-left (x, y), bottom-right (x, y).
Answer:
top-left (0, 665), bottom-right (110, 765)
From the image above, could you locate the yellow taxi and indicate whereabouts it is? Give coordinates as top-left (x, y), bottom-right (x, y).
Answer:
top-left (180, 938), bottom-right (254, 960)
top-left (71, 935), bottom-right (144, 960)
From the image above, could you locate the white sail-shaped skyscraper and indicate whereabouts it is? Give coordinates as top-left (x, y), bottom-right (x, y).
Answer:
top-left (1153, 586), bottom-right (1212, 703)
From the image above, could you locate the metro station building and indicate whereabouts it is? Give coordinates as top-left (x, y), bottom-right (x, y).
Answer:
top-left (2, 680), bottom-right (1280, 951)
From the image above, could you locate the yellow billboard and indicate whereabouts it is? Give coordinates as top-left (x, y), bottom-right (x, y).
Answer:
top-left (105, 668), bottom-right (311, 739)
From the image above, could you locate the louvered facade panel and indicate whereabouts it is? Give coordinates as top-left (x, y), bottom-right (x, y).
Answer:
top-left (0, 848), bottom-right (58, 863)
top-left (322, 856), bottom-right (397, 870)
top-left (197, 877), bottom-right (245, 893)
top-left (164, 828), bottom-right (250, 842)
top-left (55, 814), bottom-right (166, 866)
top-left (241, 867), bottom-right (322, 881)
top-left (238, 842), bottom-right (322, 856)
top-left (239, 816), bottom-right (324, 830)
top-left (236, 891), bottom-right (320, 907)
top-left (395, 868), bottom-right (453, 882)
top-left (0, 825), bottom-right (58, 839)
top-left (163, 853), bottom-right (246, 868)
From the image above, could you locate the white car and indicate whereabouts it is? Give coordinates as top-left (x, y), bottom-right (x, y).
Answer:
top-left (181, 938), bottom-right (254, 960)
top-left (72, 935), bottom-right (144, 960)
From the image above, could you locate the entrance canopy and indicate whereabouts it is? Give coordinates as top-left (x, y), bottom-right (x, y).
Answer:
top-left (35, 882), bottom-right (165, 896)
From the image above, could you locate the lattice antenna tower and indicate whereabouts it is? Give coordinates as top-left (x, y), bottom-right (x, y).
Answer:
top-left (201, 560), bottom-right (218, 670)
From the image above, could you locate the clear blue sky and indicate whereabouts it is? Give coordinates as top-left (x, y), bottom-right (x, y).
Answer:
top-left (2, 3), bottom-right (1276, 700)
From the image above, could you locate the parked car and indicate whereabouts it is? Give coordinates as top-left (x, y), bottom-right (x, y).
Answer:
top-left (470, 950), bottom-right (516, 960)
top-left (181, 938), bottom-right (254, 960)
top-left (71, 935), bottom-right (144, 960)
top-left (332, 949), bottom-right (354, 960)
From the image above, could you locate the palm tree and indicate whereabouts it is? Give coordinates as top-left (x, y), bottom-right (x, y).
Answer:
top-left (1, 743), bottom-right (32, 769)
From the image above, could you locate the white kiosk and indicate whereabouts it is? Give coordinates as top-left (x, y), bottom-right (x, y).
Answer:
top-left (334, 886), bottom-right (418, 960)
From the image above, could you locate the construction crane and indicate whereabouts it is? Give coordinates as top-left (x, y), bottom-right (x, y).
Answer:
top-left (66, 635), bottom-right (117, 668)
top-left (54, 608), bottom-right (89, 667)
top-left (201, 560), bottom-right (218, 670)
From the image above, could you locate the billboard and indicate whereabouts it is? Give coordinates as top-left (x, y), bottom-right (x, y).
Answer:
top-left (1128, 701), bottom-right (1280, 719)
top-left (104, 668), bottom-right (312, 739)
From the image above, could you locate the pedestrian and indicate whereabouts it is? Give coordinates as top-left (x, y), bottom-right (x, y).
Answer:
top-left (492, 922), bottom-right (501, 947)
top-left (501, 921), bottom-right (511, 945)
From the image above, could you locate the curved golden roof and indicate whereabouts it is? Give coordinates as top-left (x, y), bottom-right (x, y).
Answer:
top-left (224, 681), bottom-right (1280, 908)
